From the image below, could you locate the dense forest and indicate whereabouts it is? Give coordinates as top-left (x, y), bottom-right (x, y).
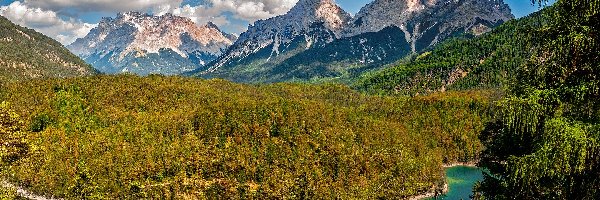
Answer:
top-left (350, 0), bottom-right (600, 198)
top-left (475, 0), bottom-right (600, 199)
top-left (0, 0), bottom-right (598, 199)
top-left (355, 7), bottom-right (544, 96)
top-left (0, 75), bottom-right (493, 199)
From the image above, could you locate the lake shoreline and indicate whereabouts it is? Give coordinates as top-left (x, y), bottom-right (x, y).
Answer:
top-left (409, 162), bottom-right (479, 200)
top-left (442, 161), bottom-right (478, 168)
top-left (408, 183), bottom-right (449, 200)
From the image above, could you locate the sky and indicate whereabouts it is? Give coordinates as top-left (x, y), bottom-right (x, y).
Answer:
top-left (0, 0), bottom-right (553, 45)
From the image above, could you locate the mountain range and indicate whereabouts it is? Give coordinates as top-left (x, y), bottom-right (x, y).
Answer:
top-left (60, 0), bottom-right (514, 82)
top-left (68, 12), bottom-right (236, 75)
top-left (193, 0), bottom-right (514, 82)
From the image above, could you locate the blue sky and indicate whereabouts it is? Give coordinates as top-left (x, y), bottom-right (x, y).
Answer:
top-left (0, 0), bottom-right (552, 45)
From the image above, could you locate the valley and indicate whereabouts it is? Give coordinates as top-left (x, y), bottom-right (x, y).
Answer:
top-left (1, 76), bottom-right (492, 199)
top-left (1, 0), bottom-right (599, 199)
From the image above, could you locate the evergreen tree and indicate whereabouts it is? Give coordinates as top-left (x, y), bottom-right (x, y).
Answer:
top-left (477, 0), bottom-right (600, 199)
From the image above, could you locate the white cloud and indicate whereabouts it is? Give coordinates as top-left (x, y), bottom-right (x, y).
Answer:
top-left (0, 1), bottom-right (96, 45)
top-left (23, 0), bottom-right (184, 13)
top-left (206, 0), bottom-right (298, 22)
top-left (22, 0), bottom-right (298, 23)
top-left (158, 0), bottom-right (298, 26)
top-left (0, 0), bottom-right (301, 45)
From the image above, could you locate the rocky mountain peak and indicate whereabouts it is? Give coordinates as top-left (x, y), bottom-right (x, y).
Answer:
top-left (204, 22), bottom-right (220, 30)
top-left (68, 12), bottom-right (235, 75)
top-left (201, 0), bottom-right (515, 82)
top-left (206, 0), bottom-right (352, 72)
top-left (289, 0), bottom-right (336, 12)
top-left (345, 0), bottom-right (438, 37)
top-left (287, 0), bottom-right (351, 33)
top-left (345, 0), bottom-right (514, 52)
top-left (117, 11), bottom-right (147, 19)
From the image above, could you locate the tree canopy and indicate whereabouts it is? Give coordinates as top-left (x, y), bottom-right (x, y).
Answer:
top-left (476, 0), bottom-right (600, 199)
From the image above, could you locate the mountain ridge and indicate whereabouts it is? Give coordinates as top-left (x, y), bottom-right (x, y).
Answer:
top-left (203, 0), bottom-right (352, 74)
top-left (344, 0), bottom-right (513, 52)
top-left (194, 0), bottom-right (514, 83)
top-left (68, 11), bottom-right (236, 75)
top-left (355, 6), bottom-right (544, 95)
top-left (0, 15), bottom-right (96, 82)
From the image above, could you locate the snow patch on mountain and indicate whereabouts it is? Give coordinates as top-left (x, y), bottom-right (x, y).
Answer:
top-left (344, 0), bottom-right (514, 52)
top-left (68, 11), bottom-right (236, 75)
top-left (206, 0), bottom-right (351, 72)
top-left (197, 0), bottom-right (515, 82)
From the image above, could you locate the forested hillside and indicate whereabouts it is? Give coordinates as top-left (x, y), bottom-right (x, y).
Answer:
top-left (475, 0), bottom-right (600, 198)
top-left (355, 8), bottom-right (546, 95)
top-left (0, 16), bottom-right (96, 82)
top-left (0, 75), bottom-right (494, 199)
top-left (1, 0), bottom-right (597, 198)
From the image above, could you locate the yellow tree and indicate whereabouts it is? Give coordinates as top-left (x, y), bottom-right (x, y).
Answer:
top-left (0, 101), bottom-right (29, 166)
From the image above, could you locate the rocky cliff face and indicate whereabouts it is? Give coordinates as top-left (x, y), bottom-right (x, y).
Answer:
top-left (206, 0), bottom-right (352, 73)
top-left (68, 12), bottom-right (236, 75)
top-left (344, 0), bottom-right (436, 36)
top-left (345, 0), bottom-right (513, 52)
top-left (199, 0), bottom-right (514, 82)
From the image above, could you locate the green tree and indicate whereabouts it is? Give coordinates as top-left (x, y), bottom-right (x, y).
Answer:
top-left (477, 0), bottom-right (600, 199)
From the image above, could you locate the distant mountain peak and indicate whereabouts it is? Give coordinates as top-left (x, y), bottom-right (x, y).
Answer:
top-left (68, 12), bottom-right (236, 75)
top-left (346, 0), bottom-right (514, 52)
top-left (118, 11), bottom-right (147, 18)
top-left (287, 0), bottom-right (351, 33)
top-left (205, 0), bottom-right (351, 72)
top-left (205, 22), bottom-right (220, 30)
top-left (292, 0), bottom-right (336, 9)
top-left (289, 0), bottom-right (338, 13)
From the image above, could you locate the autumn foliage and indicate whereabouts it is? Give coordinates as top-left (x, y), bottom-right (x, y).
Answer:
top-left (0, 75), bottom-right (491, 199)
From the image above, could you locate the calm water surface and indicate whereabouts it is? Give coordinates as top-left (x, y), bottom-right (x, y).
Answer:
top-left (428, 166), bottom-right (484, 200)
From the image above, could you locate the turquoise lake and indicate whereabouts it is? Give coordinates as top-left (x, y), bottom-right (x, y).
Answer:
top-left (427, 166), bottom-right (484, 200)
